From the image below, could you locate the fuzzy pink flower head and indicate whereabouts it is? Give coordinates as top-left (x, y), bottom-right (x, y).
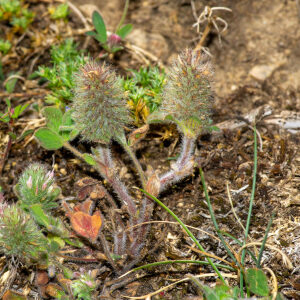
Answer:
top-left (107, 33), bottom-right (122, 47)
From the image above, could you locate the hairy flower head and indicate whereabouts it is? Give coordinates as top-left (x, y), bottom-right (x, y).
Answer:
top-left (160, 48), bottom-right (213, 136)
top-left (0, 205), bottom-right (47, 264)
top-left (72, 60), bottom-right (130, 143)
top-left (15, 163), bottom-right (60, 212)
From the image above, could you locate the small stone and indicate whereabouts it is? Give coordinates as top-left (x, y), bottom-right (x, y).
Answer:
top-left (119, 167), bottom-right (128, 179)
top-left (60, 168), bottom-right (67, 176)
top-left (249, 64), bottom-right (277, 82)
top-left (177, 202), bottom-right (184, 208)
top-left (127, 28), bottom-right (169, 59)
top-left (231, 84), bottom-right (238, 91)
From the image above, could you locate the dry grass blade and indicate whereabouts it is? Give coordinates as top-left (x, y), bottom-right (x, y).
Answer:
top-left (226, 182), bottom-right (259, 257)
top-left (226, 182), bottom-right (246, 232)
top-left (121, 273), bottom-right (237, 299)
top-left (264, 267), bottom-right (278, 300)
top-left (124, 220), bottom-right (221, 242)
top-left (186, 245), bottom-right (234, 267)
top-left (237, 242), bottom-right (293, 270)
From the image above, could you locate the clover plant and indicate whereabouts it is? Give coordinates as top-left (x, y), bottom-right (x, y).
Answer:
top-left (33, 48), bottom-right (214, 270)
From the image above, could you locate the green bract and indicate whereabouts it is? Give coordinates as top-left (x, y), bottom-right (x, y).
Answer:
top-left (72, 60), bottom-right (130, 144)
top-left (15, 163), bottom-right (60, 212)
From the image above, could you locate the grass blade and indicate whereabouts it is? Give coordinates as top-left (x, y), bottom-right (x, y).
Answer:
top-left (257, 213), bottom-right (275, 267)
top-left (141, 189), bottom-right (227, 285)
top-left (199, 168), bottom-right (239, 266)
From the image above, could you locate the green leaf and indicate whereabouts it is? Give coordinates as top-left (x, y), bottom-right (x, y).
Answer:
top-left (5, 75), bottom-right (19, 93)
top-left (209, 125), bottom-right (220, 132)
top-left (83, 153), bottom-right (96, 166)
top-left (5, 98), bottom-right (11, 109)
top-left (16, 129), bottom-right (33, 142)
top-left (8, 132), bottom-right (17, 140)
top-left (64, 238), bottom-right (84, 248)
top-left (30, 204), bottom-right (51, 228)
top-left (62, 109), bottom-right (73, 126)
top-left (48, 235), bottom-right (65, 250)
top-left (214, 284), bottom-right (232, 299)
top-left (11, 103), bottom-right (28, 119)
top-left (92, 11), bottom-right (107, 44)
top-left (246, 268), bottom-right (270, 296)
top-left (69, 128), bottom-right (79, 141)
top-left (35, 128), bottom-right (64, 150)
top-left (42, 106), bottom-right (63, 133)
top-left (51, 3), bottom-right (69, 20)
top-left (111, 46), bottom-right (123, 53)
top-left (116, 24), bottom-right (133, 39)
top-left (201, 285), bottom-right (219, 300)
top-left (0, 113), bottom-right (10, 123)
top-left (85, 30), bottom-right (97, 37)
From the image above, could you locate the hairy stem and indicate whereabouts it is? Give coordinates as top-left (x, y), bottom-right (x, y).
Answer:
top-left (130, 136), bottom-right (196, 256)
top-left (122, 142), bottom-right (147, 189)
top-left (160, 136), bottom-right (195, 191)
top-left (94, 145), bottom-right (137, 218)
top-left (63, 141), bottom-right (85, 161)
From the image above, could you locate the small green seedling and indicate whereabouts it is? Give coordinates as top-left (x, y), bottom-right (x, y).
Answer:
top-left (36, 39), bottom-right (86, 108)
top-left (0, 0), bottom-right (35, 32)
top-left (123, 66), bottom-right (165, 125)
top-left (50, 3), bottom-right (69, 20)
top-left (86, 10), bottom-right (132, 54)
top-left (0, 38), bottom-right (11, 55)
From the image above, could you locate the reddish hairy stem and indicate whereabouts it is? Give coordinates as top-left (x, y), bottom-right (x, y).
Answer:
top-left (129, 136), bottom-right (196, 255)
top-left (94, 145), bottom-right (137, 218)
top-left (159, 136), bottom-right (195, 190)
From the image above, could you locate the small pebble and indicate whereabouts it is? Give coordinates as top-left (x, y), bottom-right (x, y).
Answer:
top-left (249, 64), bottom-right (277, 82)
top-left (60, 168), bottom-right (67, 175)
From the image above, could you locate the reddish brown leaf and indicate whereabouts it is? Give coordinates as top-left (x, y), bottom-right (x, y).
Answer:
top-left (77, 185), bottom-right (95, 200)
top-left (75, 177), bottom-right (98, 188)
top-left (45, 283), bottom-right (64, 298)
top-left (70, 211), bottom-right (102, 242)
top-left (3, 290), bottom-right (27, 300)
top-left (56, 274), bottom-right (72, 291)
top-left (90, 185), bottom-right (106, 199)
top-left (74, 199), bottom-right (94, 214)
top-left (128, 124), bottom-right (149, 146)
top-left (35, 270), bottom-right (49, 286)
top-left (75, 177), bottom-right (106, 200)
